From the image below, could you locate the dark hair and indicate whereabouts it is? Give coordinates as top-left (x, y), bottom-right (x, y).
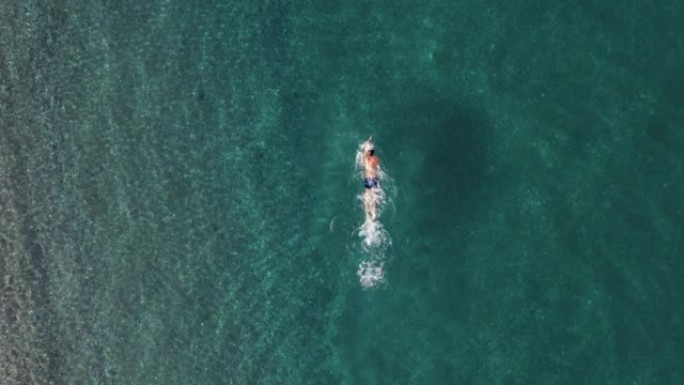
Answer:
top-left (368, 149), bottom-right (375, 156)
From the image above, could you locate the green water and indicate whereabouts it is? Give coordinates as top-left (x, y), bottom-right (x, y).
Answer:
top-left (1, 1), bottom-right (683, 384)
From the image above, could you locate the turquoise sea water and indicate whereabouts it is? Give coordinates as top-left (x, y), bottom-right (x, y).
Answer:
top-left (1, 1), bottom-right (683, 384)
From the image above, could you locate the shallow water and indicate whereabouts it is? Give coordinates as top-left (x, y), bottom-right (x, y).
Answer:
top-left (1, 1), bottom-right (683, 384)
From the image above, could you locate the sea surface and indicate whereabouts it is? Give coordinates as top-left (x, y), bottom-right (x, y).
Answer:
top-left (1, 1), bottom-right (683, 384)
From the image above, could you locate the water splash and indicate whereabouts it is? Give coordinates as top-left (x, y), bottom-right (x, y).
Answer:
top-left (357, 260), bottom-right (385, 289)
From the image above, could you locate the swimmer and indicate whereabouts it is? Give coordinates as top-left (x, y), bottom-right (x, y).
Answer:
top-left (361, 136), bottom-right (380, 221)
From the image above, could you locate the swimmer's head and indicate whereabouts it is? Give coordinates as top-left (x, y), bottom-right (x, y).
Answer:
top-left (361, 141), bottom-right (374, 155)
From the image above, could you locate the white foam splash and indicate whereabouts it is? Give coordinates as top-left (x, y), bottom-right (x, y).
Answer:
top-left (357, 260), bottom-right (385, 289)
top-left (358, 217), bottom-right (387, 248)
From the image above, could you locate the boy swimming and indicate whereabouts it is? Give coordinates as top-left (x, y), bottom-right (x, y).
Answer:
top-left (356, 136), bottom-right (391, 288)
top-left (360, 137), bottom-right (380, 221)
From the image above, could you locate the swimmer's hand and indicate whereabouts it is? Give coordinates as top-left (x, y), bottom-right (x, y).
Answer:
top-left (361, 136), bottom-right (374, 151)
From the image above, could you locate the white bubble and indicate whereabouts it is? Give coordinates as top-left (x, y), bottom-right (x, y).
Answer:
top-left (357, 261), bottom-right (384, 288)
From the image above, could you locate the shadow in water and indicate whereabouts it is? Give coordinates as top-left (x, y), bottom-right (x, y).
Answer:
top-left (392, 98), bottom-right (493, 230)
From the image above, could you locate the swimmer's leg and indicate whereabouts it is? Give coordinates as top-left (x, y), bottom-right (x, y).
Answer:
top-left (364, 190), bottom-right (377, 221)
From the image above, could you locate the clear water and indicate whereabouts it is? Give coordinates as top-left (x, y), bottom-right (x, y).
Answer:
top-left (1, 0), bottom-right (683, 384)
